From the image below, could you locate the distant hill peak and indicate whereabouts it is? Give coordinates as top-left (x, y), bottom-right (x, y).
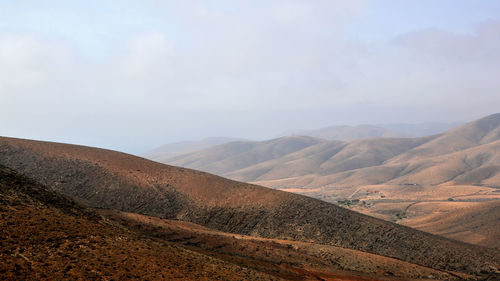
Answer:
top-left (295, 124), bottom-right (408, 141)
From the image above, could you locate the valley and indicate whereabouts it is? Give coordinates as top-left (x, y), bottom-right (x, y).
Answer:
top-left (154, 113), bottom-right (500, 249)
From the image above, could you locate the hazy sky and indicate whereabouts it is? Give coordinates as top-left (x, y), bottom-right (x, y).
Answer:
top-left (1, 1), bottom-right (500, 153)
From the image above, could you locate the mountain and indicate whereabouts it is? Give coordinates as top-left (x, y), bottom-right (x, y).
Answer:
top-left (378, 122), bottom-right (463, 137)
top-left (0, 136), bottom-right (498, 276)
top-left (159, 113), bottom-right (500, 249)
top-left (293, 122), bottom-right (462, 141)
top-left (144, 137), bottom-right (242, 163)
top-left (168, 113), bottom-right (500, 188)
top-left (144, 122), bottom-right (461, 164)
top-left (164, 135), bottom-right (440, 184)
top-left (0, 164), bottom-right (469, 280)
top-left (296, 124), bottom-right (408, 141)
top-left (168, 135), bottom-right (326, 177)
top-left (0, 164), bottom-right (280, 280)
top-left (231, 137), bottom-right (434, 183)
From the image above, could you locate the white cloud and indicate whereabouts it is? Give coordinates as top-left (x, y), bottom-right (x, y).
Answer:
top-left (119, 32), bottom-right (174, 79)
top-left (0, 2), bottom-right (499, 152)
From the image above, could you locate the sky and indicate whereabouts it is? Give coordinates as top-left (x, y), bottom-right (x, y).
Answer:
top-left (1, 0), bottom-right (500, 153)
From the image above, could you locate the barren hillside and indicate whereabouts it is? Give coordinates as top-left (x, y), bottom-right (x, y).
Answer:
top-left (0, 136), bottom-right (499, 276)
top-left (402, 200), bottom-right (500, 249)
top-left (0, 165), bottom-right (282, 280)
top-left (2, 164), bottom-right (475, 280)
top-left (166, 114), bottom-right (500, 188)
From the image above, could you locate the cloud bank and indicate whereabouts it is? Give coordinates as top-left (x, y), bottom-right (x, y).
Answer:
top-left (1, 1), bottom-right (499, 152)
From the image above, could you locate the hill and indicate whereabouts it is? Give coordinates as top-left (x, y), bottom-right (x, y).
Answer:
top-left (168, 135), bottom-right (327, 177)
top-left (0, 136), bottom-right (499, 276)
top-left (157, 113), bottom-right (500, 249)
top-left (402, 200), bottom-right (500, 249)
top-left (378, 122), bottom-right (462, 137)
top-left (144, 137), bottom-right (242, 163)
top-left (167, 114), bottom-right (500, 188)
top-left (143, 123), bottom-right (459, 165)
top-left (297, 124), bottom-right (408, 141)
top-left (2, 164), bottom-right (474, 280)
top-left (0, 164), bottom-right (282, 280)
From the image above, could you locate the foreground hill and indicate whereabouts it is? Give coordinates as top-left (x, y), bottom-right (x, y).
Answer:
top-left (1, 164), bottom-right (472, 280)
top-left (0, 136), bottom-right (499, 276)
top-left (0, 165), bottom-right (280, 280)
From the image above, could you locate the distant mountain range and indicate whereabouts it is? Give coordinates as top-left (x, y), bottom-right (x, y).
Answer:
top-left (162, 114), bottom-right (499, 189)
top-left (377, 122), bottom-right (463, 137)
top-left (293, 124), bottom-right (410, 140)
top-left (283, 122), bottom-right (462, 141)
top-left (144, 122), bottom-right (462, 163)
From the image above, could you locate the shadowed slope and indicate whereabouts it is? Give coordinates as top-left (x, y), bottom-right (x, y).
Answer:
top-left (0, 165), bottom-right (281, 281)
top-left (0, 136), bottom-right (499, 276)
top-left (1, 164), bottom-right (466, 280)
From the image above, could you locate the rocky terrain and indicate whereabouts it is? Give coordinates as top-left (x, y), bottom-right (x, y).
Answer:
top-left (0, 165), bottom-right (281, 280)
top-left (2, 164), bottom-right (474, 280)
top-left (1, 136), bottom-right (499, 278)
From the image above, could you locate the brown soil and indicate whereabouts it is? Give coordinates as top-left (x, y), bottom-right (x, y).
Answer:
top-left (101, 210), bottom-right (460, 280)
top-left (1, 136), bottom-right (499, 277)
top-left (402, 200), bottom-right (500, 249)
top-left (1, 164), bottom-right (463, 280)
top-left (0, 165), bottom-right (283, 281)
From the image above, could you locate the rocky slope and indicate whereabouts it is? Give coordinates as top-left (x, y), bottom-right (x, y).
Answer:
top-left (0, 165), bottom-right (281, 280)
top-left (0, 136), bottom-right (499, 276)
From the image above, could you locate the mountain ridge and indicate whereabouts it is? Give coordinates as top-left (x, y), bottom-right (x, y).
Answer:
top-left (165, 113), bottom-right (500, 188)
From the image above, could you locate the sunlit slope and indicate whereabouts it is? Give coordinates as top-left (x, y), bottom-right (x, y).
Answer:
top-left (403, 201), bottom-right (500, 249)
top-left (168, 135), bottom-right (325, 176)
top-left (191, 113), bottom-right (500, 188)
